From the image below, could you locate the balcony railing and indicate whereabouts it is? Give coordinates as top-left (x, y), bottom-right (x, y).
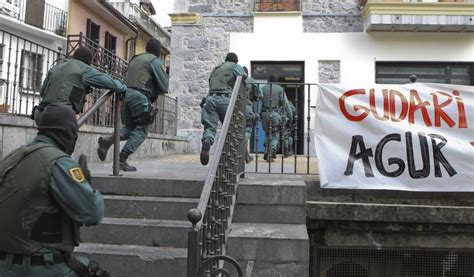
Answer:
top-left (128, 3), bottom-right (171, 50)
top-left (359, 0), bottom-right (467, 7)
top-left (62, 33), bottom-right (177, 134)
top-left (254, 0), bottom-right (301, 12)
top-left (359, 0), bottom-right (474, 32)
top-left (0, 0), bottom-right (68, 36)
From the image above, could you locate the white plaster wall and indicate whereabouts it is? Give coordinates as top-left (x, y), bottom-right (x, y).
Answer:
top-left (230, 13), bottom-right (474, 156)
top-left (231, 14), bottom-right (474, 88)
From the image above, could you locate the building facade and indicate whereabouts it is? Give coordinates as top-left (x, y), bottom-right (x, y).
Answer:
top-left (169, 0), bottom-right (474, 275)
top-left (170, 0), bottom-right (474, 153)
top-left (0, 0), bottom-right (68, 115)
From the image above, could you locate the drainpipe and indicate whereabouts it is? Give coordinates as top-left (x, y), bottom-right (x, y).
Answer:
top-left (125, 30), bottom-right (139, 60)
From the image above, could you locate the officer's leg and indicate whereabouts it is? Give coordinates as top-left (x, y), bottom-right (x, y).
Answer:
top-left (270, 112), bottom-right (281, 160)
top-left (261, 112), bottom-right (271, 161)
top-left (0, 255), bottom-right (27, 277)
top-left (119, 91), bottom-right (150, 171)
top-left (200, 96), bottom-right (220, 165)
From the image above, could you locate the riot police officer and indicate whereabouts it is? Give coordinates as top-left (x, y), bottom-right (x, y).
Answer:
top-left (97, 39), bottom-right (169, 171)
top-left (200, 52), bottom-right (247, 165)
top-left (34, 46), bottom-right (127, 125)
top-left (0, 103), bottom-right (108, 276)
top-left (283, 99), bottom-right (296, 157)
top-left (243, 66), bottom-right (262, 163)
top-left (260, 74), bottom-right (291, 162)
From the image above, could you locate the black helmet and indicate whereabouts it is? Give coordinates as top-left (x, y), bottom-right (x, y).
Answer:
top-left (72, 46), bottom-right (93, 65)
top-left (37, 104), bottom-right (79, 155)
top-left (225, 52), bottom-right (238, 63)
top-left (146, 38), bottom-right (161, 57)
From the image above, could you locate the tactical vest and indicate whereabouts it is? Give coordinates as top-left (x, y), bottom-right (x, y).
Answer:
top-left (209, 62), bottom-right (237, 94)
top-left (262, 84), bottom-right (284, 110)
top-left (41, 59), bottom-right (90, 113)
top-left (124, 53), bottom-right (160, 102)
top-left (0, 143), bottom-right (79, 255)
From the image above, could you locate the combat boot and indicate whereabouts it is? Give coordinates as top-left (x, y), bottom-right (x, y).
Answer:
top-left (245, 149), bottom-right (254, 164)
top-left (119, 150), bottom-right (137, 172)
top-left (200, 139), bottom-right (211, 166)
top-left (97, 136), bottom-right (114, 161)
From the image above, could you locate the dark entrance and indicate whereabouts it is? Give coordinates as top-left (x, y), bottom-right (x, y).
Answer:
top-left (250, 61), bottom-right (305, 154)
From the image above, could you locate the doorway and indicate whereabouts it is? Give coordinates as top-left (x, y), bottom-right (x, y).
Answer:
top-left (250, 61), bottom-right (305, 155)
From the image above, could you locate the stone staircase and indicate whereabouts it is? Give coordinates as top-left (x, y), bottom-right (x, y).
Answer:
top-left (228, 174), bottom-right (309, 277)
top-left (75, 175), bottom-right (203, 277)
top-left (74, 157), bottom-right (309, 277)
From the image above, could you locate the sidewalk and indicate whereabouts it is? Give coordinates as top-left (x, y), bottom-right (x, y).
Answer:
top-left (88, 154), bottom-right (319, 178)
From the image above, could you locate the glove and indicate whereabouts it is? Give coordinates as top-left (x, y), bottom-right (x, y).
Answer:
top-left (77, 154), bottom-right (91, 183)
top-left (147, 105), bottom-right (158, 125)
top-left (200, 97), bottom-right (207, 108)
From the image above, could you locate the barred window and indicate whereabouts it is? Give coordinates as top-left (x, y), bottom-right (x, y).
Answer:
top-left (376, 62), bottom-right (473, 85)
top-left (19, 50), bottom-right (43, 93)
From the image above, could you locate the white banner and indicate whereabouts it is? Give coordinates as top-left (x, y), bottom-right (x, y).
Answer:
top-left (315, 83), bottom-right (474, 191)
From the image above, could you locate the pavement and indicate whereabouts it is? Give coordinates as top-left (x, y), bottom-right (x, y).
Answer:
top-left (88, 153), bottom-right (319, 178)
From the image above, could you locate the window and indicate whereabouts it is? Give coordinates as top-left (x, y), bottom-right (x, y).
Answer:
top-left (104, 31), bottom-right (116, 54)
top-left (19, 50), bottom-right (43, 93)
top-left (255, 0), bottom-right (301, 12)
top-left (86, 19), bottom-right (100, 45)
top-left (376, 62), bottom-right (473, 85)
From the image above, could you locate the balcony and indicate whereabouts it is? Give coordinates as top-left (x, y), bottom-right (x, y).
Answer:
top-left (254, 0), bottom-right (301, 12)
top-left (0, 0), bottom-right (68, 36)
top-left (359, 0), bottom-right (474, 32)
top-left (128, 3), bottom-right (171, 52)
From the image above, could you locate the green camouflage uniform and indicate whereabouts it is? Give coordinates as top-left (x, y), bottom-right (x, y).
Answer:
top-left (261, 83), bottom-right (291, 153)
top-left (0, 136), bottom-right (104, 276)
top-left (244, 76), bottom-right (262, 145)
top-left (201, 61), bottom-right (246, 145)
top-left (35, 58), bottom-right (126, 125)
top-left (120, 53), bottom-right (169, 154)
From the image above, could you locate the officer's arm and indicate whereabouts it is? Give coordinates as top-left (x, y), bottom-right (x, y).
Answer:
top-left (234, 64), bottom-right (247, 79)
top-left (49, 157), bottom-right (104, 226)
top-left (82, 67), bottom-right (127, 93)
top-left (151, 59), bottom-right (169, 94)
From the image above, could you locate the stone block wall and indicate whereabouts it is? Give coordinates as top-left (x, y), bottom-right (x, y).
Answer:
top-left (318, 60), bottom-right (341, 83)
top-left (0, 114), bottom-right (187, 162)
top-left (170, 14), bottom-right (253, 152)
top-left (302, 0), bottom-right (364, 32)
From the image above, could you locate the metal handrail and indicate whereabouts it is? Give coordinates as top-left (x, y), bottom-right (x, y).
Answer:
top-left (187, 76), bottom-right (246, 276)
top-left (77, 90), bottom-right (121, 176)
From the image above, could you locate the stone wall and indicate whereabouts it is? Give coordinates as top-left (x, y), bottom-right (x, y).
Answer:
top-left (0, 114), bottom-right (187, 163)
top-left (170, 15), bottom-right (253, 152)
top-left (302, 0), bottom-right (364, 32)
top-left (318, 60), bottom-right (340, 83)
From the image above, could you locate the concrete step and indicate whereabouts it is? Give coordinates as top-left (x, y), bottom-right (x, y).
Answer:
top-left (74, 243), bottom-right (187, 277)
top-left (227, 223), bottom-right (309, 277)
top-left (228, 223), bottom-right (309, 262)
top-left (92, 176), bottom-right (204, 198)
top-left (234, 174), bottom-right (306, 224)
top-left (233, 204), bottom-right (305, 224)
top-left (104, 195), bottom-right (198, 221)
top-left (81, 217), bottom-right (191, 248)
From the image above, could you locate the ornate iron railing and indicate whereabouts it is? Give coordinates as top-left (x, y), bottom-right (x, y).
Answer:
top-left (187, 76), bottom-right (246, 277)
top-left (247, 81), bottom-right (317, 175)
top-left (0, 0), bottom-right (68, 37)
top-left (66, 33), bottom-right (177, 135)
top-left (0, 29), bottom-right (61, 115)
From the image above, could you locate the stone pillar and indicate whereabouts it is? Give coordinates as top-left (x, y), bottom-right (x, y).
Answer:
top-left (169, 12), bottom-right (253, 153)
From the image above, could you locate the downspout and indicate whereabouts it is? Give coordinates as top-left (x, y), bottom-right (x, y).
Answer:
top-left (126, 29), bottom-right (139, 60)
